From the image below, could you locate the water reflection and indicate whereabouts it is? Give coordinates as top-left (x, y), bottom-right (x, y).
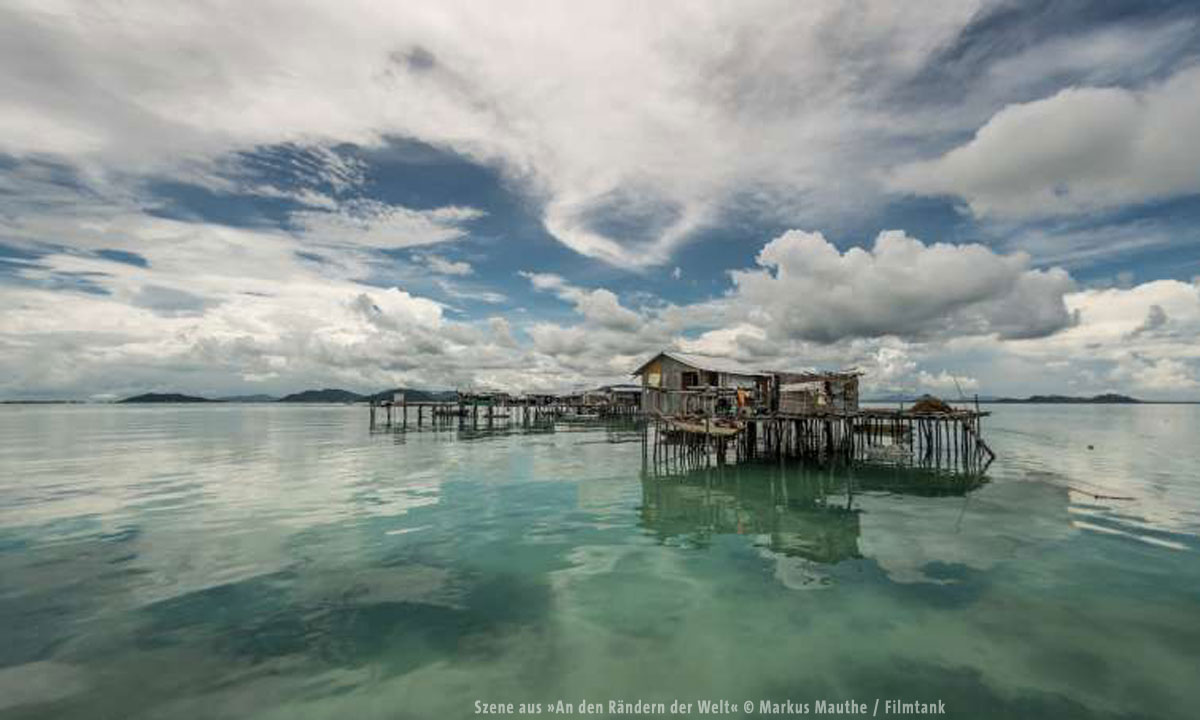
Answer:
top-left (640, 462), bottom-right (986, 566)
top-left (370, 415), bottom-right (648, 445)
top-left (3, 405), bottom-right (1200, 719)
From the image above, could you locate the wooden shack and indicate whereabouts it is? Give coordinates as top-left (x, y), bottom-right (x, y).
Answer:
top-left (631, 351), bottom-right (770, 415)
top-left (601, 383), bottom-right (643, 411)
top-left (771, 371), bottom-right (861, 415)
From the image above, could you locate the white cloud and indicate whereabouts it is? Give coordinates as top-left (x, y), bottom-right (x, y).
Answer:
top-left (291, 201), bottom-right (483, 250)
top-left (5, 0), bottom-right (1200, 279)
top-left (727, 229), bottom-right (1077, 342)
top-left (995, 220), bottom-right (1178, 269)
top-left (0, 103), bottom-right (103, 156)
top-left (521, 271), bottom-right (642, 331)
top-left (3, 0), bottom-right (1200, 403)
top-left (1058, 280), bottom-right (1198, 346)
top-left (513, 230), bottom-right (1199, 399)
top-left (677, 324), bottom-right (767, 359)
top-left (519, 272), bottom-right (567, 293)
top-left (573, 290), bottom-right (642, 332)
top-left (420, 254), bottom-right (473, 276)
top-left (433, 278), bottom-right (506, 306)
top-left (0, 204), bottom-right (518, 396)
top-left (996, 279), bottom-right (1200, 396)
top-left (1112, 357), bottom-right (1198, 392)
top-left (890, 65), bottom-right (1200, 218)
top-left (3, 211), bottom-right (1198, 399)
top-left (979, 21), bottom-right (1198, 99)
top-left (0, 0), bottom-right (991, 266)
top-left (1127, 304), bottom-right (1168, 338)
top-left (916, 370), bottom-right (979, 393)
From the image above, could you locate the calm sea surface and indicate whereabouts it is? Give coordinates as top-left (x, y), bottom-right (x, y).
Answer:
top-left (1, 404), bottom-right (1198, 719)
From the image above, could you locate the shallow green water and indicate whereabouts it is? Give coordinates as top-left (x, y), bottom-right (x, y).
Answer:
top-left (0, 404), bottom-right (1197, 719)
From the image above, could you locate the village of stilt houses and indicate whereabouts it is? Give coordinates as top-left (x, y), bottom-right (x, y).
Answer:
top-left (370, 350), bottom-right (995, 476)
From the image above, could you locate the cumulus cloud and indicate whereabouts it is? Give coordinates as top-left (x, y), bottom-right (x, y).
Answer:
top-left (3, 215), bottom-right (1197, 399)
top-left (521, 271), bottom-right (643, 331)
top-left (727, 229), bottom-right (1077, 342)
top-left (1116, 357), bottom-right (1199, 391)
top-left (916, 370), bottom-right (979, 393)
top-left (890, 65), bottom-right (1200, 218)
top-left (677, 324), bottom-right (768, 359)
top-left (509, 228), bottom-right (1197, 398)
top-left (997, 279), bottom-right (1200, 395)
top-left (1127, 304), bottom-right (1168, 338)
top-left (0, 202), bottom-right (519, 397)
top-left (1060, 281), bottom-right (1198, 345)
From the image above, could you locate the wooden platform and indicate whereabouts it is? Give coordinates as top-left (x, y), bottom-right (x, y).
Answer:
top-left (647, 408), bottom-right (994, 476)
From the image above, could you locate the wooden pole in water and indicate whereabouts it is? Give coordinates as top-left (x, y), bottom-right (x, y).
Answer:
top-left (952, 418), bottom-right (958, 467)
top-left (938, 418), bottom-right (945, 466)
top-left (944, 419), bottom-right (951, 467)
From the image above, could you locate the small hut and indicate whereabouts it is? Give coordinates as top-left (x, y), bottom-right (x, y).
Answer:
top-left (770, 371), bottom-right (861, 415)
top-left (631, 351), bottom-right (770, 415)
top-left (601, 383), bottom-right (643, 411)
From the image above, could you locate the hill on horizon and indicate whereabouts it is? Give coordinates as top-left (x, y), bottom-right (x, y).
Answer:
top-left (276, 388), bottom-right (364, 403)
top-left (361, 387), bottom-right (458, 404)
top-left (862, 392), bottom-right (1144, 404)
top-left (990, 393), bottom-right (1140, 404)
top-left (119, 392), bottom-right (213, 403)
top-left (113, 386), bottom-right (461, 405)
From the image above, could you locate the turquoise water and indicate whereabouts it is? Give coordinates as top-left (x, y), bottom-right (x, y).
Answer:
top-left (1, 404), bottom-right (1198, 719)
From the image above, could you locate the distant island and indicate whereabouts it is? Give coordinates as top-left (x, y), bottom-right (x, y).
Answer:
top-left (277, 388), bottom-right (363, 403)
top-left (864, 393), bottom-right (1143, 405)
top-left (362, 387), bottom-right (459, 404)
top-left (20, 388), bottom-right (1174, 406)
top-left (114, 386), bottom-right (458, 404)
top-left (989, 394), bottom-right (1140, 404)
top-left (0, 400), bottom-right (87, 405)
top-left (119, 392), bottom-right (213, 403)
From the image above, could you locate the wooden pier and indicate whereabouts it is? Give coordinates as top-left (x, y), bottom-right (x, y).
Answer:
top-left (371, 399), bottom-right (993, 477)
top-left (368, 392), bottom-right (637, 431)
top-left (631, 350), bottom-right (994, 477)
top-left (367, 362), bottom-right (996, 479)
top-left (646, 408), bottom-right (994, 476)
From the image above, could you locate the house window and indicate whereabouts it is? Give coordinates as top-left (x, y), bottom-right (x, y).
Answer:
top-left (682, 371), bottom-right (699, 388)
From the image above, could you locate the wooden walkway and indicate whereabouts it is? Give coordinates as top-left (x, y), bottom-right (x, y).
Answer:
top-left (368, 399), bottom-right (637, 430)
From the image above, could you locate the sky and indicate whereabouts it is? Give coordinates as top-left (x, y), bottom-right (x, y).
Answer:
top-left (2, 0), bottom-right (1199, 401)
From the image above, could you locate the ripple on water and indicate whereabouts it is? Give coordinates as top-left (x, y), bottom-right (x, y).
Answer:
top-left (0, 404), bottom-right (1199, 719)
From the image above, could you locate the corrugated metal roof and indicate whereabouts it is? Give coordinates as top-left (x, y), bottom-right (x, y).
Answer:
top-left (769, 370), bottom-right (863, 380)
top-left (631, 350), bottom-right (769, 377)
